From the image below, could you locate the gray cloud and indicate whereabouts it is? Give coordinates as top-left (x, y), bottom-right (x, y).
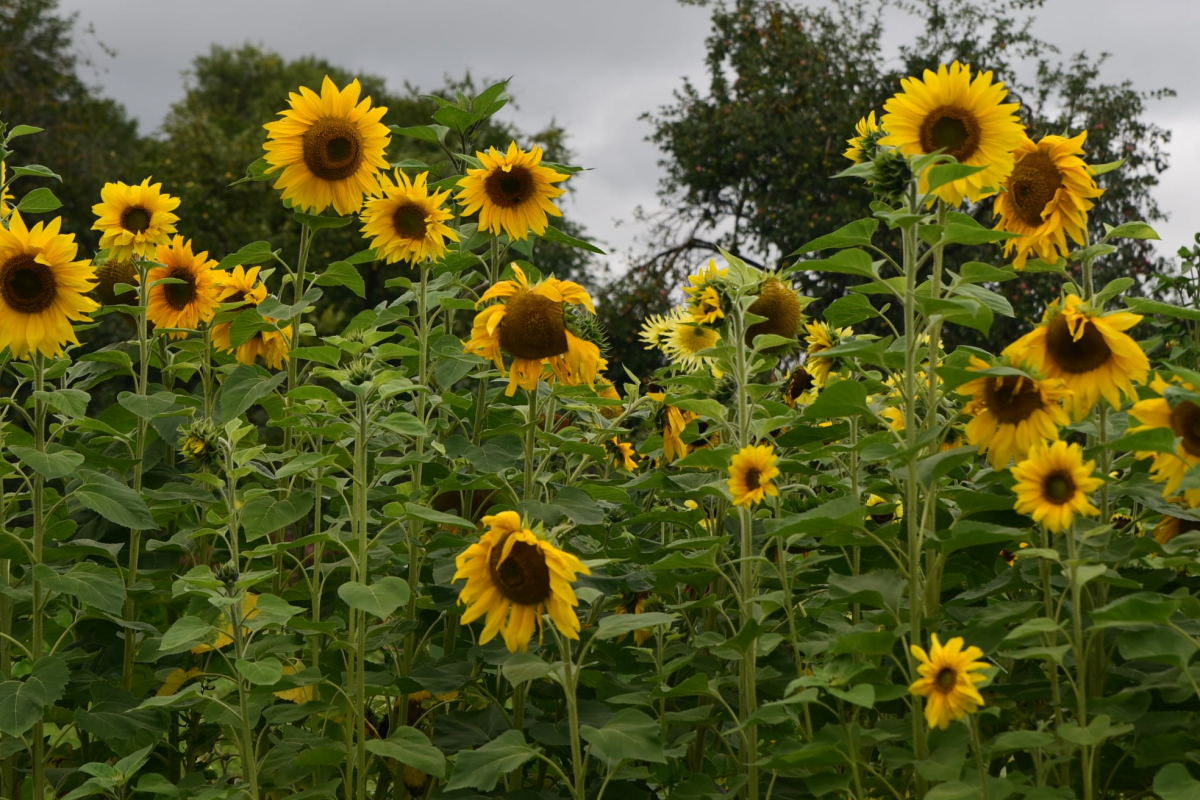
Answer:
top-left (60, 0), bottom-right (1196, 267)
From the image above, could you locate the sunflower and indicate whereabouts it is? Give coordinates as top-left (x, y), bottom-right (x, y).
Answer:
top-left (178, 418), bottom-right (222, 470)
top-left (361, 169), bottom-right (459, 264)
top-left (994, 132), bottom-right (1104, 270)
top-left (866, 494), bottom-right (896, 525)
top-left (664, 318), bottom-right (723, 374)
top-left (908, 634), bottom-right (989, 730)
top-left (94, 257), bottom-right (139, 307)
top-left (607, 437), bottom-right (639, 471)
top-left (596, 377), bottom-right (623, 419)
top-left (783, 365), bottom-right (818, 407)
top-left (453, 511), bottom-right (590, 653)
top-left (1152, 513), bottom-right (1200, 545)
top-left (844, 111), bottom-right (883, 164)
top-left (647, 391), bottom-right (697, 464)
top-left (614, 592), bottom-right (653, 646)
top-left (639, 309), bottom-right (678, 351)
top-left (0, 162), bottom-right (12, 216)
top-left (1000, 542), bottom-right (1030, 566)
top-left (92, 177), bottom-right (181, 261)
top-left (462, 264), bottom-right (601, 396)
top-left (455, 142), bottom-right (568, 241)
top-left (683, 260), bottom-right (728, 325)
top-left (275, 663), bottom-right (315, 704)
top-left (263, 76), bottom-right (391, 216)
top-left (145, 236), bottom-right (223, 339)
top-left (804, 321), bottom-right (852, 387)
top-left (745, 277), bottom-right (805, 347)
top-left (1128, 374), bottom-right (1200, 506)
top-left (0, 212), bottom-right (98, 359)
top-left (1011, 440), bottom-right (1103, 533)
top-left (210, 265), bottom-right (291, 369)
top-left (880, 62), bottom-right (1026, 205)
top-left (957, 356), bottom-right (1071, 469)
top-left (728, 444), bottom-right (781, 507)
top-left (1003, 295), bottom-right (1148, 419)
top-left (156, 667), bottom-right (203, 698)
top-left (192, 592), bottom-right (260, 653)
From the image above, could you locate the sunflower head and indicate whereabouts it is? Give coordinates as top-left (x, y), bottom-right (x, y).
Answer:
top-left (146, 236), bottom-right (223, 339)
top-left (1003, 295), bottom-right (1148, 419)
top-left (865, 494), bottom-right (896, 525)
top-left (0, 212), bottom-right (99, 359)
top-left (804, 321), bottom-right (852, 387)
top-left (95, 257), bottom-right (139, 307)
top-left (783, 365), bottom-right (818, 407)
top-left (1011, 440), bottom-right (1103, 533)
top-left (596, 377), bottom-right (623, 419)
top-left (178, 417), bottom-right (223, 471)
top-left (463, 264), bottom-right (600, 396)
top-left (1152, 513), bottom-right (1200, 545)
top-left (453, 511), bottom-right (590, 653)
top-left (727, 444), bottom-right (781, 507)
top-left (844, 111), bottom-right (885, 164)
top-left (607, 437), bottom-right (640, 471)
top-left (995, 132), bottom-right (1104, 270)
top-left (1128, 374), bottom-right (1200, 504)
top-left (263, 76), bottom-right (391, 216)
top-left (92, 177), bottom-right (181, 261)
top-left (683, 260), bottom-right (729, 325)
top-left (455, 142), bottom-right (569, 241)
top-left (909, 634), bottom-right (989, 729)
top-left (958, 355), bottom-right (1071, 469)
top-left (745, 277), bottom-right (805, 347)
top-left (362, 169), bottom-right (460, 265)
top-left (880, 62), bottom-right (1026, 204)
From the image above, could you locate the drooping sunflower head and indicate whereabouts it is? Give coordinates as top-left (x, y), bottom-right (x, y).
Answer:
top-left (453, 511), bottom-right (590, 653)
top-left (995, 132), bottom-right (1104, 270)
top-left (462, 264), bottom-right (600, 396)
top-left (804, 320), bottom-right (852, 387)
top-left (908, 634), bottom-right (989, 730)
top-left (783, 365), bottom-right (818, 408)
top-left (146, 236), bottom-right (223, 339)
top-left (683, 260), bottom-right (729, 325)
top-left (92, 177), bottom-right (181, 261)
top-left (1010, 440), bottom-right (1103, 533)
top-left (958, 355), bottom-right (1071, 469)
top-left (0, 212), bottom-right (99, 359)
top-left (727, 443), bottom-right (781, 507)
top-left (844, 111), bottom-right (885, 164)
top-left (1129, 374), bottom-right (1200, 505)
top-left (1003, 294), bottom-right (1148, 419)
top-left (94, 257), bottom-right (139, 307)
top-left (880, 61), bottom-right (1026, 204)
top-left (607, 437), bottom-right (640, 471)
top-left (614, 592), bottom-right (654, 646)
top-left (455, 142), bottom-right (569, 241)
top-left (263, 76), bottom-right (391, 216)
top-left (745, 276), bottom-right (805, 348)
top-left (361, 169), bottom-right (460, 265)
top-left (209, 266), bottom-right (291, 370)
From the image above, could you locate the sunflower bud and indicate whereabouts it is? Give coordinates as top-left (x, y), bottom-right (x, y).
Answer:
top-left (345, 356), bottom-right (374, 385)
top-left (215, 561), bottom-right (239, 588)
top-left (745, 277), bottom-right (804, 348)
top-left (178, 418), bottom-right (222, 471)
top-left (869, 148), bottom-right (914, 201)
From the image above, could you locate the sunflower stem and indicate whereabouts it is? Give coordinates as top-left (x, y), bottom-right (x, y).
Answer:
top-left (901, 179), bottom-right (930, 788)
top-left (352, 390), bottom-right (372, 800)
top-left (30, 352), bottom-right (46, 800)
top-left (123, 258), bottom-right (152, 691)
top-left (970, 715), bottom-right (991, 800)
top-left (524, 388), bottom-right (539, 501)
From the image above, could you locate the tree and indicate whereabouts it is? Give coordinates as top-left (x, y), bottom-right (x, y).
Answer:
top-left (603, 0), bottom-right (1173, 373)
top-left (0, 0), bottom-right (143, 245)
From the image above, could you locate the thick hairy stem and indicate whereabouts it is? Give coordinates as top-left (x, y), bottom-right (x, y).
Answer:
top-left (31, 354), bottom-right (46, 800)
top-left (124, 263), bottom-right (152, 690)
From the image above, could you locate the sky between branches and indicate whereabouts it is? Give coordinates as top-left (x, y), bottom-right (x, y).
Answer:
top-left (61, 0), bottom-right (1198, 271)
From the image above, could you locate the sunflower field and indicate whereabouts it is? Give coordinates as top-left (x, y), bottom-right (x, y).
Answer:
top-left (2, 59), bottom-right (1200, 800)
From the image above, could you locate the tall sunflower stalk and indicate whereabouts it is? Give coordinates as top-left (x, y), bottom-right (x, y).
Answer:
top-left (29, 353), bottom-right (48, 800)
top-left (123, 255), bottom-right (153, 691)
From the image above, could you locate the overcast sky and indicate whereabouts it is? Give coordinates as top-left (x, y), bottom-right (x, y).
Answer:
top-left (60, 0), bottom-right (1198, 270)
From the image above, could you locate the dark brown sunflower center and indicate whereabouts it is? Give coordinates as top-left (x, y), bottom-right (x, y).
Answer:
top-left (0, 254), bottom-right (57, 314)
top-left (163, 266), bottom-right (197, 311)
top-left (984, 375), bottom-right (1045, 424)
top-left (1008, 151), bottom-right (1063, 228)
top-left (746, 278), bottom-right (803, 345)
top-left (483, 165), bottom-right (534, 208)
top-left (488, 532), bottom-right (552, 606)
top-left (302, 117), bottom-right (365, 182)
top-left (392, 202), bottom-right (428, 240)
top-left (1044, 313), bottom-right (1112, 374)
top-left (787, 367), bottom-right (815, 401)
top-left (934, 667), bottom-right (957, 693)
top-left (121, 205), bottom-right (152, 234)
top-left (498, 289), bottom-right (568, 360)
top-left (1169, 400), bottom-right (1200, 458)
top-left (223, 290), bottom-right (248, 306)
top-left (1043, 471), bottom-right (1076, 504)
top-left (744, 467), bottom-right (762, 490)
top-left (919, 106), bottom-right (981, 162)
